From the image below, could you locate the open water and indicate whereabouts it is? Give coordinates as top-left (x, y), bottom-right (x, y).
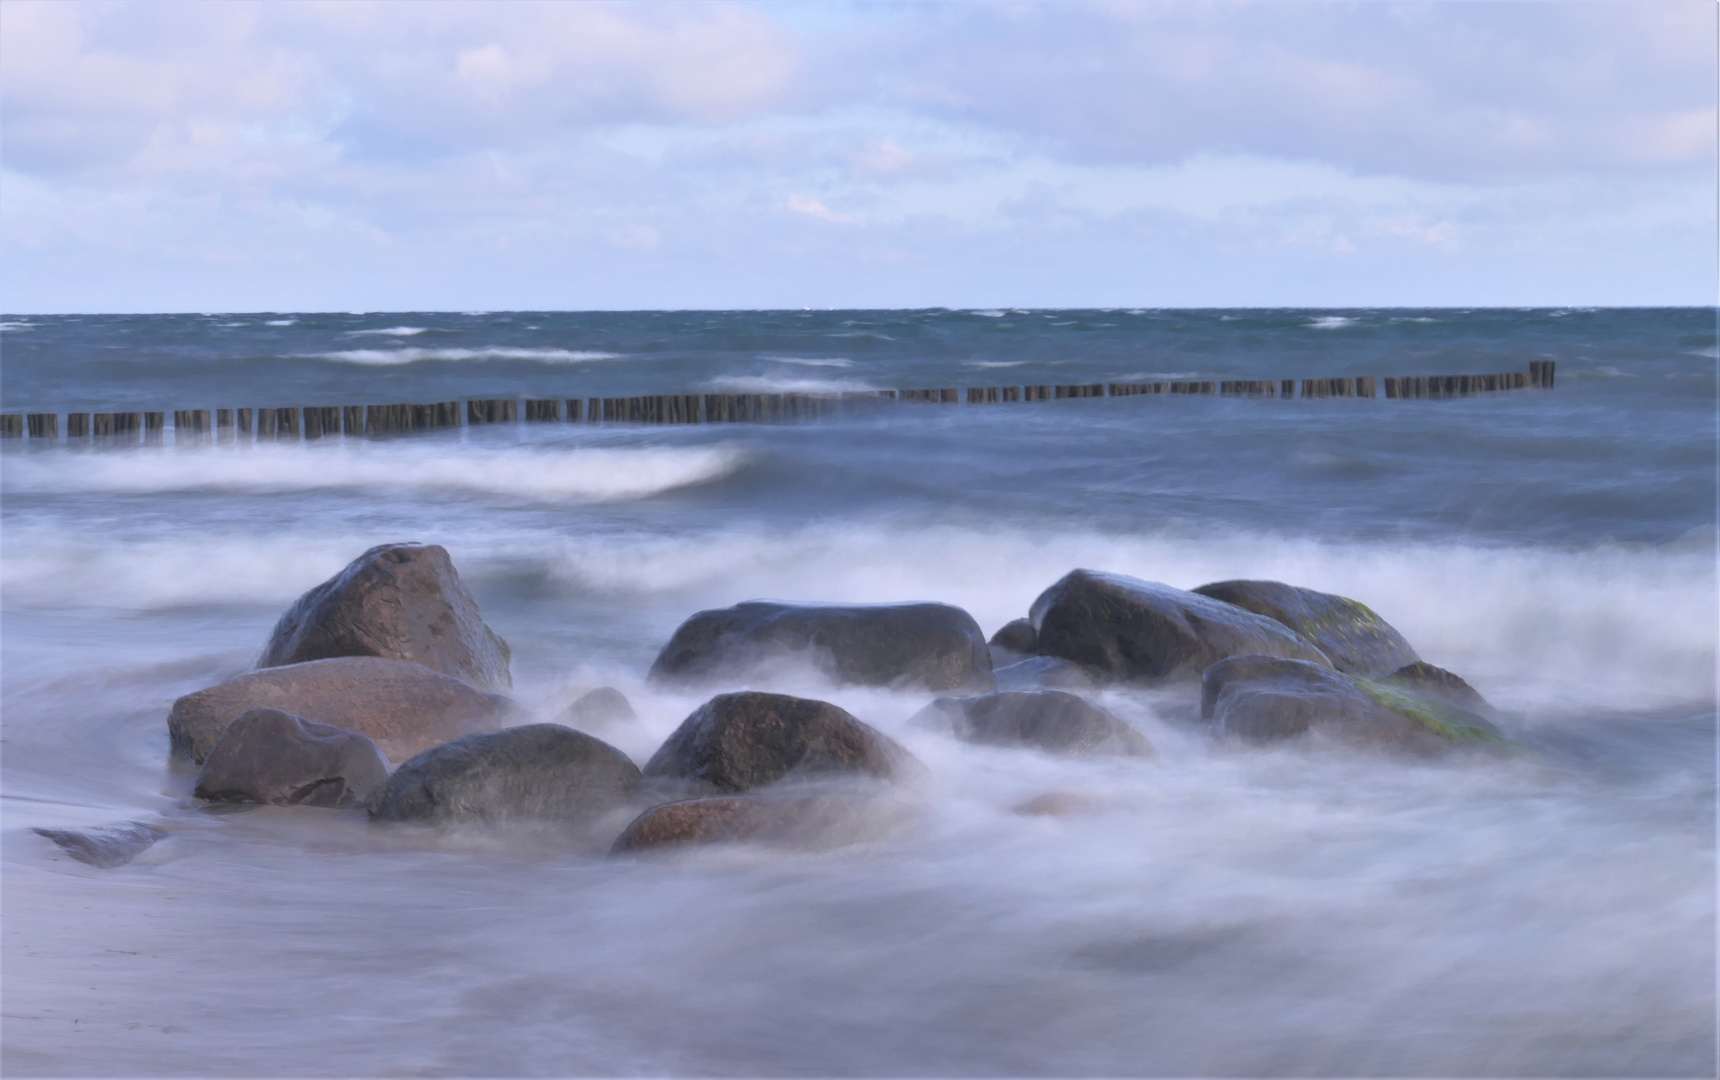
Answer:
top-left (2, 307), bottom-right (1715, 1076)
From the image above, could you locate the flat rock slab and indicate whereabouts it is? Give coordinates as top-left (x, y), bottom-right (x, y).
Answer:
top-left (911, 690), bottom-right (1152, 757)
top-left (1193, 579), bottom-right (1419, 677)
top-left (612, 784), bottom-right (908, 854)
top-left (1201, 655), bottom-right (1504, 753)
top-left (194, 708), bottom-right (390, 809)
top-left (649, 600), bottom-right (994, 693)
top-left (1029, 570), bottom-right (1331, 683)
top-left (370, 723), bottom-right (641, 825)
top-left (169, 656), bottom-right (506, 764)
top-left (260, 542), bottom-right (512, 691)
top-left (643, 691), bottom-right (922, 794)
top-left (34, 822), bottom-right (167, 868)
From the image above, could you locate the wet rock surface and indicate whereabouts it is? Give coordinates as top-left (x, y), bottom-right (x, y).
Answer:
top-left (989, 618), bottom-right (1038, 655)
top-left (260, 542), bottom-right (512, 691)
top-left (169, 656), bottom-right (506, 764)
top-left (911, 690), bottom-right (1152, 757)
top-left (1192, 579), bottom-right (1420, 677)
top-left (193, 708), bottom-right (389, 809)
top-left (649, 600), bottom-right (994, 693)
top-left (993, 655), bottom-right (1098, 692)
top-left (33, 822), bottom-right (167, 868)
top-left (643, 691), bottom-right (922, 794)
top-left (1200, 655), bottom-right (1503, 752)
top-left (1381, 660), bottom-right (1492, 713)
top-left (369, 723), bottom-right (641, 825)
top-left (1029, 570), bottom-right (1331, 683)
top-left (612, 783), bottom-right (909, 853)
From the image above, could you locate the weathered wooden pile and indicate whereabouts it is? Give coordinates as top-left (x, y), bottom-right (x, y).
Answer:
top-left (0, 362), bottom-right (1555, 446)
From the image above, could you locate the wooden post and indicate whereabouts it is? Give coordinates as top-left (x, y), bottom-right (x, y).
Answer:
top-left (525, 399), bottom-right (560, 422)
top-left (1023, 385), bottom-right (1051, 401)
top-left (1, 414), bottom-right (21, 438)
top-left (303, 407), bottom-right (324, 440)
top-left (67, 413), bottom-right (91, 442)
top-left (143, 412), bottom-right (165, 446)
top-left (276, 407), bottom-right (301, 440)
top-left (27, 413), bottom-right (58, 441)
top-left (174, 410), bottom-right (210, 446)
top-left (255, 408), bottom-right (278, 439)
top-left (565, 399), bottom-right (584, 422)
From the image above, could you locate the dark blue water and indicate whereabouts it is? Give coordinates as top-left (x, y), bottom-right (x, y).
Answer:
top-left (3, 308), bottom-right (1714, 1076)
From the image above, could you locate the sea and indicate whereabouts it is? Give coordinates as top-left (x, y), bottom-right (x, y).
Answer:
top-left (2, 307), bottom-right (1715, 1077)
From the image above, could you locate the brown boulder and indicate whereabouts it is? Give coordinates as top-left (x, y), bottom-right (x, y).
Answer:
top-left (169, 656), bottom-right (506, 764)
top-left (642, 691), bottom-right (921, 795)
top-left (612, 783), bottom-right (909, 853)
top-left (259, 542), bottom-right (511, 691)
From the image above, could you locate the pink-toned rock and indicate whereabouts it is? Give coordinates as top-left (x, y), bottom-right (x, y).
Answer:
top-left (168, 656), bottom-right (506, 764)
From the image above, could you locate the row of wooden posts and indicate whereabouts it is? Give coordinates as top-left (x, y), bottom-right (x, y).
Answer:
top-left (1, 362), bottom-right (1555, 445)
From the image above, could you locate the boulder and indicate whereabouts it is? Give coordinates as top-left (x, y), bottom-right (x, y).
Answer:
top-left (1012, 792), bottom-right (1099, 817)
top-left (369, 724), bottom-right (641, 825)
top-left (260, 542), bottom-right (511, 691)
top-left (1380, 661), bottom-right (1492, 713)
top-left (1200, 655), bottom-right (1503, 753)
top-left (1029, 570), bottom-right (1331, 683)
top-left (169, 656), bottom-right (506, 764)
top-left (910, 691), bottom-right (1152, 757)
top-left (643, 691), bottom-right (921, 794)
top-left (193, 708), bottom-right (389, 809)
top-left (557, 686), bottom-right (637, 730)
top-left (993, 655), bottom-right (1097, 692)
top-left (1192, 579), bottom-right (1419, 677)
top-left (648, 601), bottom-right (993, 693)
top-left (611, 783), bottom-right (906, 854)
top-left (989, 618), bottom-right (1037, 654)
top-left (33, 821), bottom-right (167, 868)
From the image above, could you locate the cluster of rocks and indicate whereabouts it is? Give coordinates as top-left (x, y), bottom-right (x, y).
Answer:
top-left (135, 542), bottom-right (1502, 864)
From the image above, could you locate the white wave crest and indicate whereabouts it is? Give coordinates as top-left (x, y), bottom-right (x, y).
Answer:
top-left (0, 321), bottom-right (35, 331)
top-left (704, 375), bottom-right (880, 394)
top-left (967, 361), bottom-right (1027, 369)
top-left (345, 327), bottom-right (430, 337)
top-left (264, 319), bottom-right (296, 326)
top-left (0, 442), bottom-right (746, 504)
top-left (310, 347), bottom-right (621, 365)
top-left (1310, 316), bottom-right (1356, 329)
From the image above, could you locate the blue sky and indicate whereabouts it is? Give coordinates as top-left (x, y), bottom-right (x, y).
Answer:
top-left (1, 0), bottom-right (1714, 312)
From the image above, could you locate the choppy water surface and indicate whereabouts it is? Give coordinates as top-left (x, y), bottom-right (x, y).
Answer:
top-left (2, 308), bottom-right (1715, 1076)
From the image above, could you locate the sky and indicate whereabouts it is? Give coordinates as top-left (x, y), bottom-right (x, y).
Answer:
top-left (1, 0), bottom-right (1715, 312)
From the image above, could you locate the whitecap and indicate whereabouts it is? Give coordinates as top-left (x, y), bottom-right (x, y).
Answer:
top-left (309, 347), bottom-right (621, 365)
top-left (970, 310), bottom-right (1007, 318)
top-left (1309, 316), bottom-right (1355, 329)
top-left (264, 319), bottom-right (297, 327)
top-left (703, 375), bottom-right (880, 394)
top-left (345, 327), bottom-right (431, 337)
top-left (0, 321), bottom-right (35, 331)
top-left (967, 360), bottom-right (1027, 369)
top-left (0, 442), bottom-right (746, 507)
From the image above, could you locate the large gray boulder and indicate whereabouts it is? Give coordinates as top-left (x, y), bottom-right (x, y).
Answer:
top-left (1029, 570), bottom-right (1330, 683)
top-left (910, 691), bottom-right (1152, 757)
top-left (611, 782), bottom-right (910, 854)
top-left (1192, 579), bottom-right (1419, 677)
top-left (643, 691), bottom-right (921, 794)
top-left (369, 724), bottom-right (641, 825)
top-left (1200, 655), bottom-right (1503, 753)
top-left (556, 687), bottom-right (637, 730)
top-left (648, 601), bottom-right (993, 693)
top-left (992, 655), bottom-right (1097, 692)
top-left (169, 656), bottom-right (506, 764)
top-left (1379, 661), bottom-right (1492, 713)
top-left (193, 708), bottom-right (389, 809)
top-left (260, 543), bottom-right (511, 691)
top-left (989, 618), bottom-right (1037, 655)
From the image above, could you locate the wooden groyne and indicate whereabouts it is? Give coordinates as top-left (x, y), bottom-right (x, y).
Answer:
top-left (1, 362), bottom-right (1554, 445)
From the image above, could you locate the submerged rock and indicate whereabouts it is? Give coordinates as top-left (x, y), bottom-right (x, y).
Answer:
top-left (557, 686), bottom-right (638, 730)
top-left (993, 655), bottom-right (1098, 692)
top-left (369, 723), bottom-right (641, 825)
top-left (648, 600), bottom-right (994, 693)
top-left (1192, 579), bottom-right (1419, 677)
top-left (34, 821), bottom-right (167, 868)
top-left (643, 691), bottom-right (921, 795)
top-left (193, 708), bottom-right (389, 809)
top-left (910, 690), bottom-right (1152, 757)
top-left (1029, 570), bottom-right (1330, 683)
top-left (1200, 655), bottom-right (1503, 753)
top-left (989, 618), bottom-right (1038, 655)
top-left (169, 656), bottom-right (505, 764)
top-left (611, 783), bottom-right (910, 854)
top-left (260, 542), bottom-right (512, 691)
